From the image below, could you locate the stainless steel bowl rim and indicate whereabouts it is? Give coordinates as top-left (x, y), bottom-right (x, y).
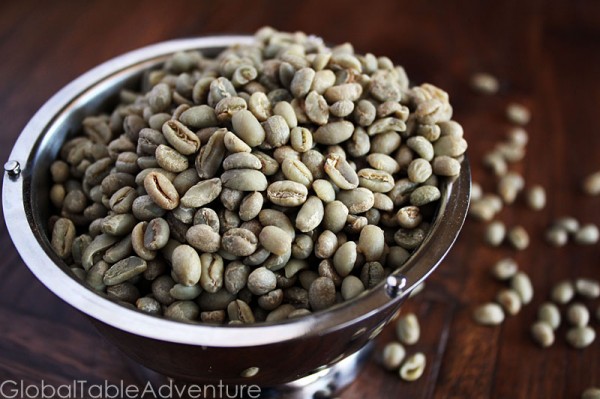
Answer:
top-left (3, 35), bottom-right (470, 347)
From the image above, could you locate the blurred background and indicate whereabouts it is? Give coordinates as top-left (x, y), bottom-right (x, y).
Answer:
top-left (1, 1), bottom-right (599, 398)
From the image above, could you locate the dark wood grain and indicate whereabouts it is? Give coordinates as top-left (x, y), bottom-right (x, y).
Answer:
top-left (1, 1), bottom-right (599, 398)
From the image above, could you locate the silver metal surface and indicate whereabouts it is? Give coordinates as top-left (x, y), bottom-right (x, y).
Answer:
top-left (385, 275), bottom-right (408, 299)
top-left (4, 160), bottom-right (21, 178)
top-left (2, 36), bottom-right (471, 387)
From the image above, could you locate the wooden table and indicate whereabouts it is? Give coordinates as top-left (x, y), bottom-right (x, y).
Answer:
top-left (1, 1), bottom-right (599, 398)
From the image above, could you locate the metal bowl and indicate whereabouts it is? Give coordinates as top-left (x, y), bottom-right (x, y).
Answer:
top-left (3, 36), bottom-right (470, 393)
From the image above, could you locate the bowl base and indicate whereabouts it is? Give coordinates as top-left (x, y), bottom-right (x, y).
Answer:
top-left (125, 343), bottom-right (373, 398)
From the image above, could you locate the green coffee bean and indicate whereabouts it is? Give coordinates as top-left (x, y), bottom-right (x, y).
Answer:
top-left (196, 128), bottom-right (227, 179)
top-left (86, 261), bottom-right (110, 291)
top-left (142, 218), bottom-right (169, 251)
top-left (336, 188), bottom-right (374, 215)
top-left (537, 302), bottom-right (561, 330)
top-left (510, 272), bottom-right (533, 305)
top-left (382, 342), bottom-right (406, 371)
top-left (179, 178), bottom-right (222, 208)
top-left (574, 278), bottom-right (600, 299)
top-left (566, 326), bottom-right (595, 349)
top-left (551, 280), bottom-right (575, 304)
top-left (369, 70), bottom-right (401, 102)
top-left (432, 155), bottom-right (461, 177)
top-left (200, 253), bottom-right (224, 293)
top-left (100, 214), bottom-right (136, 236)
top-left (172, 245), bottom-right (201, 286)
top-left (223, 152), bottom-right (262, 171)
top-left (496, 288), bottom-right (522, 315)
top-left (525, 185), bottom-right (546, 210)
top-left (304, 91), bottom-right (329, 125)
top-left (485, 221), bottom-right (506, 247)
top-left (63, 190), bottom-right (87, 214)
top-left (386, 246), bottom-right (410, 269)
top-left (396, 313), bottom-right (420, 345)
top-left (165, 300), bottom-right (200, 322)
top-left (333, 241), bottom-right (357, 277)
top-left (259, 225), bottom-right (292, 256)
top-left (310, 69), bottom-right (335, 94)
top-left (247, 92), bottom-right (271, 122)
top-left (109, 187), bottom-right (137, 214)
top-left (81, 234), bottom-right (120, 270)
top-left (247, 267), bottom-right (277, 295)
top-left (506, 103), bottom-right (530, 125)
top-left (136, 297), bottom-right (162, 315)
top-left (169, 283), bottom-right (202, 301)
top-left (103, 235), bottom-right (133, 264)
top-left (322, 200), bottom-right (349, 233)
top-left (396, 206), bottom-right (422, 229)
top-left (410, 185), bottom-right (440, 206)
top-left (262, 115), bottom-right (290, 148)
top-left (222, 228), bottom-right (258, 257)
top-left (470, 72), bottom-right (499, 94)
top-left (50, 184), bottom-right (66, 209)
top-left (314, 230), bottom-right (338, 259)
top-left (407, 159), bottom-right (432, 184)
top-left (221, 169), bottom-right (268, 192)
top-left (473, 302), bottom-right (505, 325)
top-left (227, 299), bottom-right (255, 324)
top-left (530, 321), bottom-right (554, 348)
top-left (131, 195), bottom-right (166, 221)
top-left (266, 304), bottom-right (296, 322)
top-left (103, 256), bottom-right (147, 286)
top-left (155, 145), bottom-right (189, 173)
top-left (357, 168), bottom-right (394, 193)
top-left (301, 150), bottom-right (325, 179)
top-left (107, 282), bottom-right (140, 304)
top-left (224, 130), bottom-right (252, 153)
top-left (258, 289), bottom-right (284, 311)
top-left (507, 226), bottom-right (529, 250)
top-left (324, 82), bottom-right (362, 102)
top-left (215, 97), bottom-right (247, 123)
top-left (340, 275), bottom-right (365, 300)
top-left (574, 224), bottom-right (599, 245)
top-left (399, 352), bottom-right (426, 382)
top-left (567, 303), bottom-right (590, 327)
top-left (71, 234), bottom-right (92, 265)
top-left (545, 226), bottom-right (568, 247)
top-left (161, 120), bottom-right (200, 155)
top-left (366, 153), bottom-right (400, 175)
top-left (267, 180), bottom-right (308, 206)
top-left (279, 158), bottom-right (312, 188)
top-left (51, 218), bottom-right (76, 259)
top-left (144, 171), bottom-right (180, 210)
top-left (296, 196), bottom-right (324, 233)
top-left (313, 121), bottom-right (355, 145)
top-left (223, 262), bottom-right (250, 295)
top-left (308, 277), bottom-right (336, 311)
top-left (358, 225), bottom-right (384, 262)
top-left (329, 100), bottom-right (354, 118)
top-left (232, 109), bottom-right (266, 147)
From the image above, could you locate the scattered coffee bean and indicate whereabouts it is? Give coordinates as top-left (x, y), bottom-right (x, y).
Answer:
top-left (381, 342), bottom-right (406, 371)
top-left (399, 352), bottom-right (426, 382)
top-left (396, 313), bottom-right (420, 345)
top-left (566, 326), bottom-right (596, 349)
top-left (530, 321), bottom-right (555, 348)
top-left (473, 303), bottom-right (505, 326)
